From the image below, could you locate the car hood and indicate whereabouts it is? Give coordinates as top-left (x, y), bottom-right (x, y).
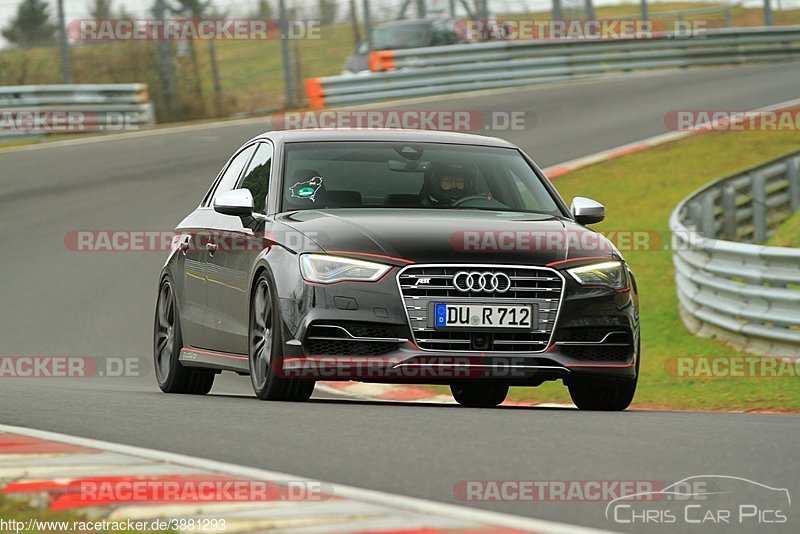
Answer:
top-left (277, 209), bottom-right (620, 267)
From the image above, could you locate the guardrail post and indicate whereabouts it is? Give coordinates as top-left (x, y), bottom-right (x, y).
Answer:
top-left (789, 156), bottom-right (800, 212)
top-left (688, 201), bottom-right (703, 233)
top-left (722, 185), bottom-right (737, 240)
top-left (702, 193), bottom-right (717, 238)
top-left (752, 172), bottom-right (768, 243)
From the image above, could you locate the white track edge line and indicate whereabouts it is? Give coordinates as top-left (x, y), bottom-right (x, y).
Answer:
top-left (0, 423), bottom-right (613, 534)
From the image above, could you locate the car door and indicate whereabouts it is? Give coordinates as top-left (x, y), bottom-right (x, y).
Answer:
top-left (183, 143), bottom-right (256, 350)
top-left (204, 141), bottom-right (274, 354)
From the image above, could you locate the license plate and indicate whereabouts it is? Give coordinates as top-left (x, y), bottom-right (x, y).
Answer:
top-left (434, 303), bottom-right (534, 329)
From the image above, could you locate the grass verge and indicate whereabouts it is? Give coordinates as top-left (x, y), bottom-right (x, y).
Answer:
top-left (766, 209), bottom-right (800, 248)
top-left (500, 127), bottom-right (800, 411)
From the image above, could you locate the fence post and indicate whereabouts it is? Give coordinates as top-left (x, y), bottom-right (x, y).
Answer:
top-left (56, 0), bottom-right (72, 84)
top-left (789, 156), bottom-right (800, 212)
top-left (279, 0), bottom-right (295, 108)
top-left (752, 172), bottom-right (768, 242)
top-left (363, 0), bottom-right (374, 51)
top-left (553, 0), bottom-right (563, 20)
top-left (702, 193), bottom-right (717, 238)
top-left (722, 184), bottom-right (737, 240)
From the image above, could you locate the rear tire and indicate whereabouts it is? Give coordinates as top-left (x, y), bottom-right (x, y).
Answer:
top-left (249, 272), bottom-right (315, 401)
top-left (154, 278), bottom-right (215, 395)
top-left (450, 382), bottom-right (509, 407)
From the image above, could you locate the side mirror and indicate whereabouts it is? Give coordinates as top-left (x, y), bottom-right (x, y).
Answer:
top-left (571, 197), bottom-right (605, 225)
top-left (214, 188), bottom-right (254, 217)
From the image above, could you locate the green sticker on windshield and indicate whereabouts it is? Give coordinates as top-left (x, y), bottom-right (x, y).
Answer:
top-left (289, 176), bottom-right (323, 202)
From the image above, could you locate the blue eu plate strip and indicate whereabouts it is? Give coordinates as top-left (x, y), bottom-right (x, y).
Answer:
top-left (435, 303), bottom-right (447, 328)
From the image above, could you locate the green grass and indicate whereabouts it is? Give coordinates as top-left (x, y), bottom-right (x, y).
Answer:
top-left (0, 494), bottom-right (171, 533)
top-left (766, 209), bottom-right (800, 248)
top-left (494, 128), bottom-right (800, 411)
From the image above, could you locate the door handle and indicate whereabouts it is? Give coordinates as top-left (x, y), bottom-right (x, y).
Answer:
top-left (206, 242), bottom-right (218, 255)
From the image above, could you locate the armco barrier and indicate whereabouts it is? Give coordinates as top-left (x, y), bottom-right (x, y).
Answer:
top-left (670, 151), bottom-right (800, 357)
top-left (0, 84), bottom-right (155, 137)
top-left (305, 26), bottom-right (800, 108)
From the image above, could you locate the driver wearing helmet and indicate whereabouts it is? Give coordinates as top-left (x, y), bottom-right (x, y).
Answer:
top-left (422, 161), bottom-right (477, 206)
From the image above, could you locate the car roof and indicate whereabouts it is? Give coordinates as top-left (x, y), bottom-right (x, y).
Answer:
top-left (259, 128), bottom-right (518, 148)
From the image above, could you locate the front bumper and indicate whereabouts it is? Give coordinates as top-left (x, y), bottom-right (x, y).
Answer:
top-left (275, 264), bottom-right (639, 384)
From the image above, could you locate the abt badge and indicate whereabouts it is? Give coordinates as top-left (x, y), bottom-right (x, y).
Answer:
top-left (415, 277), bottom-right (431, 285)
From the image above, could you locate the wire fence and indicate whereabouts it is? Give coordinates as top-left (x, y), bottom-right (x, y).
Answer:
top-left (0, 0), bottom-right (799, 123)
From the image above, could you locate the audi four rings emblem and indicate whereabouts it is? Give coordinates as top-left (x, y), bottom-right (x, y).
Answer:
top-left (453, 271), bottom-right (512, 293)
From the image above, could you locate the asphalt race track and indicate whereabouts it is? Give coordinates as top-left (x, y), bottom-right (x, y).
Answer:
top-left (1, 62), bottom-right (799, 532)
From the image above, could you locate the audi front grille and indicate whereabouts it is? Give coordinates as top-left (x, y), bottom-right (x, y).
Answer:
top-left (397, 264), bottom-right (565, 352)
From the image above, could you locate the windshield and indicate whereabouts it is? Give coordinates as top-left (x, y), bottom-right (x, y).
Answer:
top-left (281, 141), bottom-right (562, 215)
top-left (372, 24), bottom-right (430, 49)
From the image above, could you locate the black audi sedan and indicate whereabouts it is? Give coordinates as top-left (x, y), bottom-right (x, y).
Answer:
top-left (154, 129), bottom-right (640, 410)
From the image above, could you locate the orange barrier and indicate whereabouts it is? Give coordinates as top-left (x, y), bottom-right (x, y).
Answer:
top-left (304, 78), bottom-right (325, 109)
top-left (369, 50), bottom-right (396, 72)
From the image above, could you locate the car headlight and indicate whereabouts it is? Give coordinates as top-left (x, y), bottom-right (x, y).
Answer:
top-left (300, 254), bottom-right (391, 284)
top-left (567, 260), bottom-right (629, 290)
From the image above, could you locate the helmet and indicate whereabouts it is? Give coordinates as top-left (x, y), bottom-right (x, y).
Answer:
top-left (424, 161), bottom-right (475, 205)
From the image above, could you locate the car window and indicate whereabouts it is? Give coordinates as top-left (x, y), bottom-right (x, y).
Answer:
top-left (209, 144), bottom-right (256, 205)
top-left (282, 141), bottom-right (561, 214)
top-left (373, 23), bottom-right (431, 49)
top-left (238, 142), bottom-right (273, 214)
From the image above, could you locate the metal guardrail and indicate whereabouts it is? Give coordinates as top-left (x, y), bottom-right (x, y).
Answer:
top-left (670, 151), bottom-right (800, 356)
top-left (305, 26), bottom-right (800, 108)
top-left (0, 84), bottom-right (155, 137)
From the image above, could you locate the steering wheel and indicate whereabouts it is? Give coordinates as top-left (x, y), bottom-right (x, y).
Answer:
top-left (451, 195), bottom-right (489, 207)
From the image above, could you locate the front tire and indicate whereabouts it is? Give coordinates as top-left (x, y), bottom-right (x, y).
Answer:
top-left (249, 272), bottom-right (315, 401)
top-left (154, 278), bottom-right (215, 395)
top-left (568, 377), bottom-right (637, 411)
top-left (451, 381), bottom-right (509, 407)
top-left (568, 340), bottom-right (640, 411)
